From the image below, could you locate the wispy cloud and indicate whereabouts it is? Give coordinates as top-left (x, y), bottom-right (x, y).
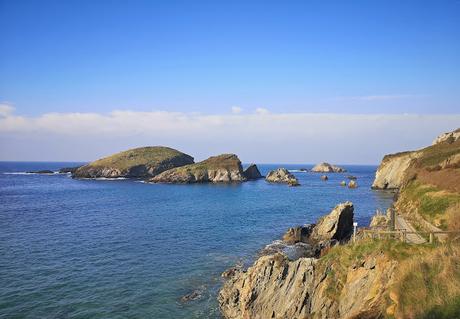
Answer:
top-left (0, 107), bottom-right (458, 163)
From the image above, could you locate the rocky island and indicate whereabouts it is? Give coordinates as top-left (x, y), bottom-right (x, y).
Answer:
top-left (311, 162), bottom-right (346, 173)
top-left (72, 146), bottom-right (194, 179)
top-left (265, 168), bottom-right (300, 186)
top-left (150, 154), bottom-right (249, 183)
top-left (219, 128), bottom-right (460, 319)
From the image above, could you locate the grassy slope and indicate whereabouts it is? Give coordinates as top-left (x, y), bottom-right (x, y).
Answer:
top-left (86, 146), bottom-right (192, 170)
top-left (317, 239), bottom-right (460, 318)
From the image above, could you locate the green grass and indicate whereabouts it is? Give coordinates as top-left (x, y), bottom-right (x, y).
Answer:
top-left (417, 140), bottom-right (460, 168)
top-left (87, 146), bottom-right (193, 170)
top-left (400, 181), bottom-right (460, 228)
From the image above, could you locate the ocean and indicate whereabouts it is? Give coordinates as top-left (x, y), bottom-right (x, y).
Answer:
top-left (0, 162), bottom-right (394, 319)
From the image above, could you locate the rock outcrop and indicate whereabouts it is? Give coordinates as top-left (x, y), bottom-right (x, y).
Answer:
top-left (371, 151), bottom-right (419, 189)
top-left (310, 202), bottom-right (354, 242)
top-left (432, 128), bottom-right (460, 145)
top-left (59, 166), bottom-right (81, 174)
top-left (150, 154), bottom-right (246, 183)
top-left (265, 168), bottom-right (299, 186)
top-left (219, 202), bottom-right (397, 319)
top-left (348, 180), bottom-right (357, 188)
top-left (243, 164), bottom-right (263, 180)
top-left (72, 146), bottom-right (194, 179)
top-left (311, 162), bottom-right (346, 173)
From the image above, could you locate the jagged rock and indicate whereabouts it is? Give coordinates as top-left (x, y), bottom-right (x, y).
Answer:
top-left (311, 202), bottom-right (354, 242)
top-left (151, 154), bottom-right (246, 183)
top-left (348, 180), bottom-right (357, 188)
top-left (282, 225), bottom-right (314, 244)
top-left (58, 166), bottom-right (81, 174)
top-left (265, 168), bottom-right (299, 185)
top-left (72, 146), bottom-right (194, 179)
top-left (321, 175), bottom-right (328, 181)
top-left (243, 164), bottom-right (263, 180)
top-left (219, 250), bottom-right (395, 319)
top-left (26, 170), bottom-right (54, 174)
top-left (311, 162), bottom-right (346, 173)
top-left (432, 128), bottom-right (460, 145)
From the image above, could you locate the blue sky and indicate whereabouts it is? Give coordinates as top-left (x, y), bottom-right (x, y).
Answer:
top-left (1, 0), bottom-right (459, 115)
top-left (0, 1), bottom-right (459, 162)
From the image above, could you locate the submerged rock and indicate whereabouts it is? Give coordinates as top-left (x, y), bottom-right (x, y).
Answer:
top-left (72, 146), bottom-right (194, 179)
top-left (151, 154), bottom-right (246, 183)
top-left (265, 168), bottom-right (299, 185)
top-left (243, 164), bottom-right (263, 180)
top-left (311, 162), bottom-right (346, 173)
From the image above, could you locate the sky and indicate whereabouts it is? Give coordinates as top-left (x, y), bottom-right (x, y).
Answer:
top-left (0, 0), bottom-right (459, 163)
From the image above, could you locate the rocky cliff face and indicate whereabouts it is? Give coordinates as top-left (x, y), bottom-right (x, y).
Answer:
top-left (219, 202), bottom-right (396, 319)
top-left (371, 151), bottom-right (419, 189)
top-left (72, 146), bottom-right (194, 179)
top-left (432, 128), bottom-right (460, 145)
top-left (150, 154), bottom-right (246, 183)
top-left (265, 168), bottom-right (299, 186)
top-left (311, 162), bottom-right (346, 173)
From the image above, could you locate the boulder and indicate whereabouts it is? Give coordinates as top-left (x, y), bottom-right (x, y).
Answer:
top-left (282, 225), bottom-right (314, 244)
top-left (243, 164), bottom-right (263, 180)
top-left (72, 146), bottom-right (194, 179)
top-left (265, 168), bottom-right (299, 185)
top-left (321, 175), bottom-right (328, 181)
top-left (311, 162), bottom-right (346, 173)
top-left (348, 180), bottom-right (358, 188)
top-left (151, 154), bottom-right (246, 183)
top-left (311, 202), bottom-right (354, 242)
top-left (340, 180), bottom-right (347, 186)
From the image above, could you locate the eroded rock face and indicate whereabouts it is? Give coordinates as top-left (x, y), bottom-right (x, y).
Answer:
top-left (243, 164), bottom-right (263, 180)
top-left (72, 146), bottom-right (194, 179)
top-left (265, 168), bottom-right (299, 185)
top-left (312, 162), bottom-right (346, 173)
top-left (371, 151), bottom-right (420, 189)
top-left (311, 202), bottom-right (354, 242)
top-left (219, 252), bottom-right (395, 319)
top-left (432, 128), bottom-right (460, 145)
top-left (151, 154), bottom-right (246, 183)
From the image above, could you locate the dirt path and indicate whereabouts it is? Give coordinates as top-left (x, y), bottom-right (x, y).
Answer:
top-left (395, 215), bottom-right (427, 244)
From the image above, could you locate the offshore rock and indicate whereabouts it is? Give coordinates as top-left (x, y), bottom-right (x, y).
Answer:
top-left (265, 168), bottom-right (299, 185)
top-left (311, 162), bottom-right (346, 173)
top-left (151, 154), bottom-right (246, 183)
top-left (243, 164), bottom-right (263, 180)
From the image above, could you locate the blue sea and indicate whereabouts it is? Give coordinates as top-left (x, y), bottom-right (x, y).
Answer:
top-left (0, 162), bottom-right (394, 319)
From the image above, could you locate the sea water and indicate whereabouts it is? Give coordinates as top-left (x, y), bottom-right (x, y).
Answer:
top-left (0, 162), bottom-right (394, 319)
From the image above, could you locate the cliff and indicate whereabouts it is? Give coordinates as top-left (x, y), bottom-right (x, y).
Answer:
top-left (72, 146), bottom-right (194, 179)
top-left (219, 202), bottom-right (400, 319)
top-left (150, 154), bottom-right (246, 183)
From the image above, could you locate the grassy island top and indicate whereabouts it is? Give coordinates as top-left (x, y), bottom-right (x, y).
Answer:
top-left (86, 146), bottom-right (194, 170)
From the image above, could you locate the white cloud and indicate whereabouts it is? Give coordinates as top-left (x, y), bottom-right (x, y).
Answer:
top-left (255, 107), bottom-right (270, 115)
top-left (231, 106), bottom-right (243, 114)
top-left (0, 103), bottom-right (14, 117)
top-left (0, 107), bottom-right (459, 163)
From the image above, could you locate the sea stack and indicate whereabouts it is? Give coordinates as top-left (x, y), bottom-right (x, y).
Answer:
top-left (265, 168), bottom-right (300, 186)
top-left (311, 162), bottom-right (346, 173)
